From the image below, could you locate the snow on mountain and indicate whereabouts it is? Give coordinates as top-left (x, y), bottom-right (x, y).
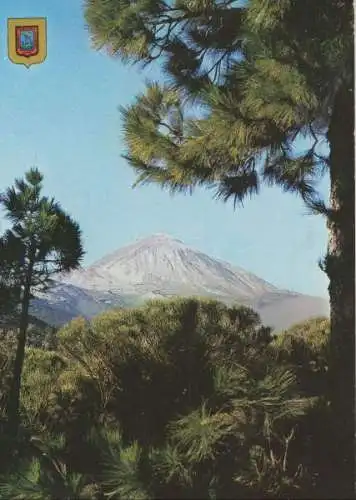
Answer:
top-left (61, 234), bottom-right (278, 298)
top-left (30, 234), bottom-right (329, 330)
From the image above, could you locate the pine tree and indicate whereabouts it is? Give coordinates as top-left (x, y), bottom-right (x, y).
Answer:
top-left (0, 240), bottom-right (21, 322)
top-left (0, 168), bottom-right (84, 437)
top-left (55, 298), bottom-right (317, 497)
top-left (85, 1), bottom-right (354, 494)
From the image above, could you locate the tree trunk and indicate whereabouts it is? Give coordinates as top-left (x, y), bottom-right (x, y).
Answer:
top-left (326, 82), bottom-right (355, 498)
top-left (6, 281), bottom-right (31, 438)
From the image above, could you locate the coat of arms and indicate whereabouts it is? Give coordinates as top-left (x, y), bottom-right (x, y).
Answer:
top-left (16, 26), bottom-right (39, 57)
top-left (8, 18), bottom-right (47, 68)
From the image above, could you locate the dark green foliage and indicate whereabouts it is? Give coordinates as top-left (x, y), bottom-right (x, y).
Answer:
top-left (0, 168), bottom-right (84, 438)
top-left (274, 317), bottom-right (329, 395)
top-left (0, 168), bottom-right (85, 290)
top-left (84, 0), bottom-right (351, 212)
top-left (0, 433), bottom-right (100, 499)
top-left (0, 299), bottom-right (331, 498)
top-left (272, 317), bottom-right (332, 498)
top-left (0, 235), bottom-right (22, 320)
top-left (84, 1), bottom-right (354, 494)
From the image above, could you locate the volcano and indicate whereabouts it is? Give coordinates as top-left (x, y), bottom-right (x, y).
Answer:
top-left (30, 234), bottom-right (329, 330)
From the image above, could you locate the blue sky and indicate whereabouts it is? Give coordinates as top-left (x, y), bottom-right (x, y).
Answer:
top-left (0, 0), bottom-right (329, 297)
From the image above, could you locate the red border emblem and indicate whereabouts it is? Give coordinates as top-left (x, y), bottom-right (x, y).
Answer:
top-left (15, 25), bottom-right (39, 58)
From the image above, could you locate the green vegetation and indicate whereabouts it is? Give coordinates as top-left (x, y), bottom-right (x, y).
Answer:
top-left (0, 298), bottom-right (331, 498)
top-left (0, 175), bottom-right (336, 497)
top-left (0, 168), bottom-right (84, 437)
top-left (0, 1), bottom-right (353, 496)
top-left (84, 0), bottom-right (354, 494)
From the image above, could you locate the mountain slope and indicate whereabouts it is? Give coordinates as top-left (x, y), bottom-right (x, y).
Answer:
top-left (30, 234), bottom-right (329, 330)
top-left (61, 234), bottom-right (278, 298)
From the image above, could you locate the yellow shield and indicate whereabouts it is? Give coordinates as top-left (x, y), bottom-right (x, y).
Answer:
top-left (8, 18), bottom-right (47, 68)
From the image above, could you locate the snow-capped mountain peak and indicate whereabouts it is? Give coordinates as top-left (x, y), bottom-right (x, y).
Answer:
top-left (61, 234), bottom-right (277, 298)
top-left (31, 234), bottom-right (329, 330)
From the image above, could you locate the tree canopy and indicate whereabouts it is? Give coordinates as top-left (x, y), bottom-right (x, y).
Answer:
top-left (84, 1), bottom-right (354, 494)
top-left (0, 298), bottom-right (329, 498)
top-left (85, 0), bottom-right (352, 212)
top-left (0, 168), bottom-right (85, 438)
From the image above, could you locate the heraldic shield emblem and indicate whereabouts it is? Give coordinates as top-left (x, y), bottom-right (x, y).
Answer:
top-left (8, 18), bottom-right (47, 68)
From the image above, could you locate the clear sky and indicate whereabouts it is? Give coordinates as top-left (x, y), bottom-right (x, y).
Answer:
top-left (0, 0), bottom-right (329, 298)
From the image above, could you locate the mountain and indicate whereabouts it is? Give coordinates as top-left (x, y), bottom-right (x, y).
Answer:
top-left (30, 234), bottom-right (329, 330)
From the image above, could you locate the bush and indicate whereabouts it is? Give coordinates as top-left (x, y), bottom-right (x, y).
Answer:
top-left (0, 299), bottom-right (330, 498)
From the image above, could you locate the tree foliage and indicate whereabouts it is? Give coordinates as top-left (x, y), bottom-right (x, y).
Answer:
top-left (84, 1), bottom-right (354, 493)
top-left (0, 168), bottom-right (85, 437)
top-left (0, 299), bottom-right (330, 498)
top-left (85, 0), bottom-right (351, 212)
top-left (0, 168), bottom-right (84, 293)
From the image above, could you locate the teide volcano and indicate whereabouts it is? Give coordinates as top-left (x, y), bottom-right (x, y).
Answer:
top-left (30, 234), bottom-right (329, 330)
